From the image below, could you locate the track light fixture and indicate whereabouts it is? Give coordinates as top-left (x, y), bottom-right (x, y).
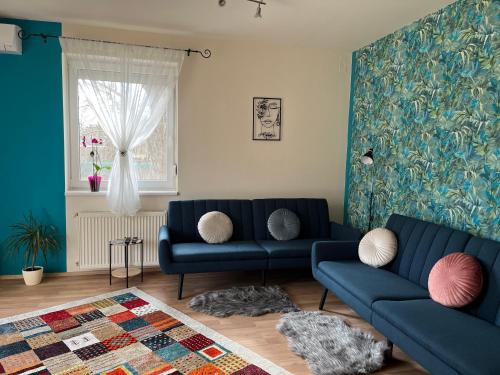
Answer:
top-left (218, 0), bottom-right (266, 18)
top-left (255, 3), bottom-right (262, 18)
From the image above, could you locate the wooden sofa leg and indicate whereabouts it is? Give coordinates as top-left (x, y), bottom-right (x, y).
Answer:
top-left (177, 274), bottom-right (184, 300)
top-left (384, 339), bottom-right (394, 362)
top-left (319, 288), bottom-right (328, 310)
top-left (261, 269), bottom-right (267, 286)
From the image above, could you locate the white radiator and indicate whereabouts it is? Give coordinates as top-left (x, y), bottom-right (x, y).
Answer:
top-left (77, 211), bottom-right (165, 270)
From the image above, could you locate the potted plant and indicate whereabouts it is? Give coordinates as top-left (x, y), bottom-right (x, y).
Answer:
top-left (5, 212), bottom-right (60, 286)
top-left (81, 135), bottom-right (111, 192)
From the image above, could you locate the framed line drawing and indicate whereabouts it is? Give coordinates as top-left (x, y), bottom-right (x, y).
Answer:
top-left (253, 97), bottom-right (282, 141)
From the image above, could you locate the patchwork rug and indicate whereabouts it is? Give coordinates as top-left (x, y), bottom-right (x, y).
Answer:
top-left (0, 287), bottom-right (291, 375)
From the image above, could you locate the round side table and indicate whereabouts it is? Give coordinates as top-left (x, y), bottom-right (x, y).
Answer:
top-left (108, 237), bottom-right (144, 288)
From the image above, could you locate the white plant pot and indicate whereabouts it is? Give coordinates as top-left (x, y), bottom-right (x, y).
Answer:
top-left (22, 266), bottom-right (44, 286)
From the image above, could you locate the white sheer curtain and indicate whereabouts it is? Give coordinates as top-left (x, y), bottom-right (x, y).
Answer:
top-left (60, 39), bottom-right (184, 215)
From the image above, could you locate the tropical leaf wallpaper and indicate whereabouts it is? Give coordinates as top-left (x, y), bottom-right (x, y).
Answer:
top-left (346, 0), bottom-right (499, 240)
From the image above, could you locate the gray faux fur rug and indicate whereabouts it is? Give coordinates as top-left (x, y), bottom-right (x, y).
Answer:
top-left (277, 311), bottom-right (388, 375)
top-left (188, 285), bottom-right (299, 317)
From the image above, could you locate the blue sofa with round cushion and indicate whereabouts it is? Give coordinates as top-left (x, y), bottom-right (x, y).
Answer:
top-left (158, 198), bottom-right (360, 299)
top-left (312, 213), bottom-right (500, 375)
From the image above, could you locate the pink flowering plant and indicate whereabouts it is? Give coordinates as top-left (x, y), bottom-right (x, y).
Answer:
top-left (81, 136), bottom-right (111, 191)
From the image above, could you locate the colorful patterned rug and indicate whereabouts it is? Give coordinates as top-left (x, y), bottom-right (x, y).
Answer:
top-left (0, 288), bottom-right (291, 375)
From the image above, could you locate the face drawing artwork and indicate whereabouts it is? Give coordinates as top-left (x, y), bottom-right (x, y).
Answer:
top-left (253, 98), bottom-right (281, 140)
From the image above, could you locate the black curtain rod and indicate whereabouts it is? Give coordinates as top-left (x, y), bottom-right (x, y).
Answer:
top-left (18, 30), bottom-right (212, 59)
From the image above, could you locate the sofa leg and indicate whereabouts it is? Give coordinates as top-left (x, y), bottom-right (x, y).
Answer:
top-left (319, 288), bottom-right (328, 310)
top-left (384, 339), bottom-right (394, 362)
top-left (177, 274), bottom-right (184, 300)
top-left (261, 269), bottom-right (267, 286)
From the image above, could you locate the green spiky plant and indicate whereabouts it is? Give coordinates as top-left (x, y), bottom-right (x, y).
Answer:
top-left (5, 212), bottom-right (60, 271)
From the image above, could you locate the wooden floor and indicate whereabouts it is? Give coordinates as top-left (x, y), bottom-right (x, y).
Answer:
top-left (0, 270), bottom-right (426, 374)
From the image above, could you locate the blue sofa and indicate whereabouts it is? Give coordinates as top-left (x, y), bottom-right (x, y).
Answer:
top-left (158, 198), bottom-right (360, 299)
top-left (312, 214), bottom-right (500, 375)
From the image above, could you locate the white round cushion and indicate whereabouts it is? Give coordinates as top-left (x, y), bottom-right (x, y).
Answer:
top-left (358, 228), bottom-right (397, 267)
top-left (197, 211), bottom-right (233, 244)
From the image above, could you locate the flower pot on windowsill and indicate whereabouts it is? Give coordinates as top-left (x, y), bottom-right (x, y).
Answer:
top-left (88, 175), bottom-right (102, 192)
top-left (22, 266), bottom-right (44, 286)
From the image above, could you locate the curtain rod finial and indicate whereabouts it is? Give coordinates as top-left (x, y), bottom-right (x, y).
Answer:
top-left (200, 49), bottom-right (212, 58)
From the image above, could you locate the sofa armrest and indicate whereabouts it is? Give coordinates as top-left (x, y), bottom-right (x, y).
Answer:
top-left (330, 221), bottom-right (362, 241)
top-left (158, 225), bottom-right (173, 273)
top-left (312, 240), bottom-right (360, 267)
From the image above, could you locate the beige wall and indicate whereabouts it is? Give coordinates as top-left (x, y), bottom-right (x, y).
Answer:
top-left (62, 24), bottom-right (352, 272)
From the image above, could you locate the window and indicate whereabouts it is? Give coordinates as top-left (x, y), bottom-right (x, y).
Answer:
top-left (65, 61), bottom-right (177, 192)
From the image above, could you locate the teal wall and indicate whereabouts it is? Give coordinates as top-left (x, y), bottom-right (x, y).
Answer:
top-left (343, 51), bottom-right (357, 225)
top-left (344, 0), bottom-right (499, 240)
top-left (0, 19), bottom-right (66, 274)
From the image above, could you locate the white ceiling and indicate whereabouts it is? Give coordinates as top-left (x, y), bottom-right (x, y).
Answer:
top-left (0, 0), bottom-right (456, 50)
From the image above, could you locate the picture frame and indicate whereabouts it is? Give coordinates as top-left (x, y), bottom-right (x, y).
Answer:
top-left (253, 97), bottom-right (282, 141)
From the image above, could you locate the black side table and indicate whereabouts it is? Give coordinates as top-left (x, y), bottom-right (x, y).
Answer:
top-left (109, 237), bottom-right (144, 288)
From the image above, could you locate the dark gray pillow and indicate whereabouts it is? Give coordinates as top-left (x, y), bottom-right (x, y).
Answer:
top-left (267, 208), bottom-right (301, 241)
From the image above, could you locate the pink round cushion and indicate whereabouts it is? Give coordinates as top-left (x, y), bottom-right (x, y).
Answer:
top-left (428, 252), bottom-right (483, 308)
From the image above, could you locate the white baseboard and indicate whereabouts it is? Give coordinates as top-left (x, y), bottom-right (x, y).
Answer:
top-left (0, 266), bottom-right (160, 280)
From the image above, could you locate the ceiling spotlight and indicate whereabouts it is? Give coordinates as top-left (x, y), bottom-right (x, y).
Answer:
top-left (218, 0), bottom-right (266, 17)
top-left (255, 3), bottom-right (262, 18)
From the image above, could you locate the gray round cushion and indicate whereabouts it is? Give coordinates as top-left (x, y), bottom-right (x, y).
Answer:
top-left (267, 208), bottom-right (301, 241)
top-left (198, 211), bottom-right (233, 244)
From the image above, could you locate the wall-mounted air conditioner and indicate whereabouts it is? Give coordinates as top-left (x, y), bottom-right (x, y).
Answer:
top-left (0, 24), bottom-right (22, 55)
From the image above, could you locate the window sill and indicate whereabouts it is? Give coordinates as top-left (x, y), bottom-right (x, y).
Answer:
top-left (65, 190), bottom-right (179, 197)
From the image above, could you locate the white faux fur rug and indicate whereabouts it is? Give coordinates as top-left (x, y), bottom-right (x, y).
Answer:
top-left (278, 311), bottom-right (388, 375)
